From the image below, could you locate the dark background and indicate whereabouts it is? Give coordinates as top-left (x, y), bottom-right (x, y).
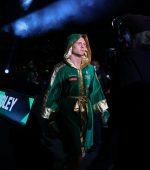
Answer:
top-left (0, 0), bottom-right (149, 170)
top-left (0, 0), bottom-right (149, 71)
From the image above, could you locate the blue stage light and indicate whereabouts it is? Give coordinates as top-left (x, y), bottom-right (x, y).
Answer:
top-left (2, 0), bottom-right (103, 37)
top-left (20, 0), bottom-right (33, 11)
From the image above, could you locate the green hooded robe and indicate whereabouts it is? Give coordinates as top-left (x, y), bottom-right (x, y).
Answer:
top-left (42, 34), bottom-right (109, 156)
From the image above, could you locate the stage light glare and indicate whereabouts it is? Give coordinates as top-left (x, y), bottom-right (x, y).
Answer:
top-left (4, 68), bottom-right (9, 74)
top-left (20, 0), bottom-right (33, 11)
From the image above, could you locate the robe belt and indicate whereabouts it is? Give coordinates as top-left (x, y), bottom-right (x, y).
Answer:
top-left (68, 96), bottom-right (89, 155)
top-left (67, 96), bottom-right (88, 112)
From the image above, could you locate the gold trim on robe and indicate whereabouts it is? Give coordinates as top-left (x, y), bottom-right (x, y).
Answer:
top-left (93, 99), bottom-right (108, 113)
top-left (50, 62), bottom-right (65, 86)
top-left (41, 107), bottom-right (55, 119)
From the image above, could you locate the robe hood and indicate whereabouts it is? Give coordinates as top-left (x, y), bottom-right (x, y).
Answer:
top-left (64, 34), bottom-right (91, 69)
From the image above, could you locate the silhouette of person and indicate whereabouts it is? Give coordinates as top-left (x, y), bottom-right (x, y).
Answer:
top-left (111, 14), bottom-right (150, 169)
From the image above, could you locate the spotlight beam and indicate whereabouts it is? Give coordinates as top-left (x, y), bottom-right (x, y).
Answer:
top-left (2, 0), bottom-right (104, 37)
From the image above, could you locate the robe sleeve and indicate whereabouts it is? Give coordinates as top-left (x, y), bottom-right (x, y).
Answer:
top-left (90, 68), bottom-right (110, 126)
top-left (41, 66), bottom-right (62, 119)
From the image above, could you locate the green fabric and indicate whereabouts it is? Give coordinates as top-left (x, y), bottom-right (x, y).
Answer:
top-left (102, 110), bottom-right (110, 128)
top-left (66, 34), bottom-right (83, 48)
top-left (46, 62), bottom-right (107, 156)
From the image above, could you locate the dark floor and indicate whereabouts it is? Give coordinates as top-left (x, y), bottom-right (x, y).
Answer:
top-left (1, 113), bottom-right (149, 170)
top-left (0, 117), bottom-right (119, 170)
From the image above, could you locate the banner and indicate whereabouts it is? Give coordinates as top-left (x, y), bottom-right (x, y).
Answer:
top-left (0, 89), bottom-right (35, 126)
